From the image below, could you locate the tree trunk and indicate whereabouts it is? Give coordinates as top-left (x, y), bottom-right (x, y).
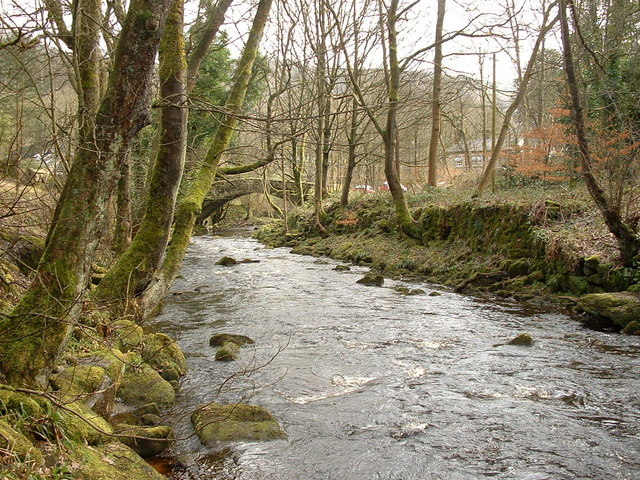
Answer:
top-left (114, 150), bottom-right (133, 256)
top-left (559, 0), bottom-right (640, 266)
top-left (0, 0), bottom-right (172, 388)
top-left (427, 0), bottom-right (446, 187)
top-left (477, 6), bottom-right (558, 192)
top-left (385, 0), bottom-right (417, 237)
top-left (94, 0), bottom-right (187, 305)
top-left (137, 0), bottom-right (275, 316)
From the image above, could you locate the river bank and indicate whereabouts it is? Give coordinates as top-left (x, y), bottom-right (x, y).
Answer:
top-left (256, 187), bottom-right (640, 335)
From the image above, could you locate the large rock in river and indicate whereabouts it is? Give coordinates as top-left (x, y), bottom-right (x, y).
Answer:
top-left (575, 291), bottom-right (640, 333)
top-left (191, 403), bottom-right (286, 445)
top-left (356, 272), bottom-right (384, 287)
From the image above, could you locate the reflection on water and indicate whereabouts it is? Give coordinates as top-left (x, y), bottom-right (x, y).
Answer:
top-left (151, 231), bottom-right (640, 480)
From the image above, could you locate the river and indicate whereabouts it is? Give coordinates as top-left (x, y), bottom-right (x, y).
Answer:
top-left (150, 229), bottom-right (640, 480)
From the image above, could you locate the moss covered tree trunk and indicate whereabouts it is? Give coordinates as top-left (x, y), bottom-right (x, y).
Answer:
top-left (559, 0), bottom-right (640, 266)
top-left (94, 0), bottom-right (187, 304)
top-left (137, 0), bottom-right (274, 316)
top-left (0, 0), bottom-right (172, 388)
top-left (385, 0), bottom-right (417, 238)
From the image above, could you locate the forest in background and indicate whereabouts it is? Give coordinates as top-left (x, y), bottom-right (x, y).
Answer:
top-left (0, 0), bottom-right (639, 476)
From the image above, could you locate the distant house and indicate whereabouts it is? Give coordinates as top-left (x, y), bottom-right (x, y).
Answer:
top-left (445, 138), bottom-right (510, 174)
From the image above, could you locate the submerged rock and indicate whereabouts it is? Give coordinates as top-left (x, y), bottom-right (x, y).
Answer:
top-left (575, 291), bottom-right (640, 333)
top-left (209, 333), bottom-right (255, 347)
top-left (216, 256), bottom-right (237, 266)
top-left (333, 265), bottom-right (351, 272)
top-left (394, 286), bottom-right (411, 295)
top-left (191, 403), bottom-right (286, 445)
top-left (429, 291), bottom-right (442, 297)
top-left (356, 272), bottom-right (384, 287)
top-left (215, 342), bottom-right (240, 361)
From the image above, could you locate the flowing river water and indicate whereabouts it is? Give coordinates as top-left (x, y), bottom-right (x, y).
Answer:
top-left (150, 229), bottom-right (640, 480)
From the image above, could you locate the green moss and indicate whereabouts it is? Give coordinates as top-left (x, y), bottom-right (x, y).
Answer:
top-left (191, 403), bottom-right (286, 445)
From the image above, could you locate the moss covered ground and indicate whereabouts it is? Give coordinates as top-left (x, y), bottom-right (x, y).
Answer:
top-left (256, 185), bottom-right (640, 327)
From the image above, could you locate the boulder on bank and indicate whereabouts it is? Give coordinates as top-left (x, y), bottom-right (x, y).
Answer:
top-left (191, 403), bottom-right (286, 445)
top-left (113, 424), bottom-right (174, 458)
top-left (575, 291), bottom-right (640, 333)
top-left (110, 319), bottom-right (144, 352)
top-left (216, 256), bottom-right (238, 266)
top-left (142, 332), bottom-right (187, 382)
top-left (71, 442), bottom-right (166, 480)
top-left (356, 272), bottom-right (384, 287)
top-left (209, 333), bottom-right (255, 347)
top-left (118, 354), bottom-right (175, 408)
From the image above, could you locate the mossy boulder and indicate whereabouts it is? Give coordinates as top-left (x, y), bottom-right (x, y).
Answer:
top-left (333, 264), bottom-right (351, 272)
top-left (113, 424), bottom-right (174, 458)
top-left (215, 342), bottom-right (241, 361)
top-left (51, 365), bottom-right (108, 398)
top-left (0, 387), bottom-right (46, 419)
top-left (118, 354), bottom-right (175, 408)
top-left (111, 319), bottom-right (144, 352)
top-left (356, 272), bottom-right (384, 287)
top-left (57, 400), bottom-right (113, 445)
top-left (0, 418), bottom-right (43, 465)
top-left (141, 333), bottom-right (187, 383)
top-left (575, 291), bottom-right (640, 332)
top-left (71, 442), bottom-right (166, 480)
top-left (394, 286), bottom-right (411, 295)
top-left (73, 349), bottom-right (127, 417)
top-left (191, 403), bottom-right (286, 445)
top-left (209, 333), bottom-right (255, 347)
top-left (216, 256), bottom-right (237, 266)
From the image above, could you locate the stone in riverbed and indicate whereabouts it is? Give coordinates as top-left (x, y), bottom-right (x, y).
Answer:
top-left (507, 333), bottom-right (534, 346)
top-left (209, 333), bottom-right (255, 347)
top-left (356, 272), bottom-right (384, 287)
top-left (215, 342), bottom-right (240, 361)
top-left (333, 265), bottom-right (351, 272)
top-left (191, 403), bottom-right (286, 445)
top-left (216, 256), bottom-right (237, 266)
